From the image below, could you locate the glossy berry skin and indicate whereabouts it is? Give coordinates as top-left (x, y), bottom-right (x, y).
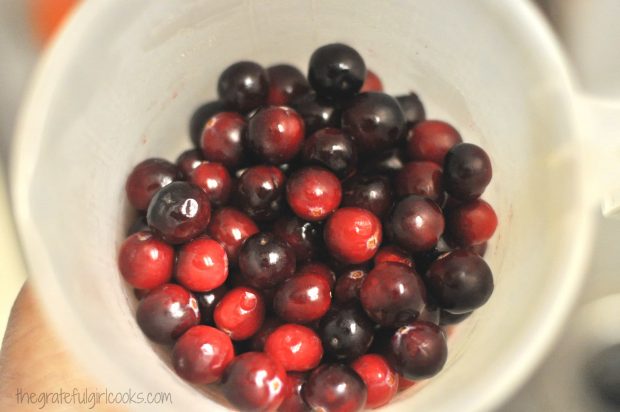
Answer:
top-left (251, 317), bottom-right (283, 352)
top-left (303, 364), bottom-right (367, 412)
top-left (324, 207), bottom-right (382, 264)
top-left (286, 167), bottom-right (342, 221)
top-left (301, 128), bottom-right (357, 178)
top-left (279, 373), bottom-right (310, 412)
top-left (439, 309), bottom-right (472, 326)
top-left (406, 120), bottom-right (462, 165)
top-left (221, 352), bottom-right (287, 412)
top-left (426, 250), bottom-right (494, 314)
top-left (319, 304), bottom-right (374, 361)
top-left (239, 233), bottom-right (297, 289)
top-left (387, 195), bottom-right (444, 253)
top-left (195, 285), bottom-right (228, 325)
top-left (396, 93), bottom-right (426, 129)
top-left (360, 69), bottom-right (383, 93)
top-left (274, 273), bottom-right (332, 323)
top-left (176, 149), bottom-right (204, 178)
top-left (387, 321), bottom-right (448, 380)
top-left (443, 143), bottom-right (492, 201)
top-left (146, 182), bottom-right (211, 245)
top-left (445, 199), bottom-right (498, 246)
top-left (118, 231), bottom-right (174, 289)
top-left (175, 237), bottom-right (228, 292)
top-left (351, 354), bottom-right (399, 409)
top-left (214, 287), bottom-right (265, 340)
top-left (247, 106), bottom-right (305, 164)
top-left (234, 165), bottom-right (286, 221)
top-left (297, 262), bottom-right (336, 289)
top-left (398, 377), bottom-right (417, 392)
top-left (189, 100), bottom-right (226, 147)
top-left (189, 162), bottom-right (233, 207)
top-left (361, 147), bottom-right (406, 176)
top-left (136, 284), bottom-right (200, 344)
top-left (292, 93), bottom-right (340, 135)
top-left (206, 207), bottom-right (259, 265)
top-left (200, 111), bottom-right (247, 170)
top-left (341, 175), bottom-right (394, 219)
top-left (265, 324), bottom-right (323, 371)
top-left (341, 92), bottom-right (405, 155)
top-left (334, 267), bottom-right (367, 304)
top-left (172, 325), bottom-right (234, 384)
top-left (125, 158), bottom-right (181, 211)
top-left (395, 161), bottom-right (444, 203)
top-left (308, 43), bottom-right (366, 100)
top-left (373, 245), bottom-right (413, 268)
top-left (217, 61), bottom-right (269, 113)
top-left (273, 216), bottom-right (322, 262)
top-left (267, 64), bottom-right (311, 106)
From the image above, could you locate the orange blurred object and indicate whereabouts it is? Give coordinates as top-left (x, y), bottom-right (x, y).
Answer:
top-left (28, 0), bottom-right (79, 46)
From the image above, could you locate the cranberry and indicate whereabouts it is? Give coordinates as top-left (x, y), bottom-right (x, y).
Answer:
top-left (189, 162), bottom-right (233, 207)
top-left (334, 267), bottom-right (367, 304)
top-left (387, 321), bottom-right (448, 380)
top-left (200, 111), bottom-right (247, 170)
top-left (361, 147), bottom-right (406, 176)
top-left (319, 304), bottom-right (374, 361)
top-left (217, 61), bottom-right (268, 113)
top-left (176, 149), bottom-right (204, 178)
top-left (386, 195), bottom-right (444, 252)
top-left (394, 161), bottom-right (444, 203)
top-left (189, 100), bottom-right (225, 147)
top-left (273, 216), bottom-right (322, 262)
top-left (398, 377), bottom-right (417, 391)
top-left (439, 309), bottom-right (472, 326)
top-left (303, 364), bottom-right (367, 412)
top-left (134, 288), bottom-right (151, 300)
top-left (265, 324), bottom-right (323, 372)
top-left (360, 69), bottom-right (383, 93)
top-left (418, 304), bottom-right (441, 324)
top-left (118, 231), bottom-right (174, 289)
top-left (291, 93), bottom-right (340, 135)
top-left (443, 143), bottom-right (492, 201)
top-left (396, 93), bottom-right (426, 129)
top-left (295, 262), bottom-right (334, 290)
top-left (125, 158), bottom-right (181, 211)
top-left (324, 207), bottom-right (382, 264)
top-left (126, 215), bottom-right (148, 236)
top-left (286, 167), bottom-right (342, 221)
top-left (273, 273), bottom-right (331, 323)
top-left (172, 325), bottom-right (234, 384)
top-left (308, 43), bottom-right (366, 100)
top-left (445, 199), bottom-right (498, 247)
top-left (341, 92), bottom-right (405, 155)
top-left (214, 286), bottom-right (265, 340)
top-left (406, 120), bottom-right (462, 165)
top-left (373, 245), bottom-right (413, 268)
top-left (266, 64), bottom-right (311, 106)
top-left (136, 284), bottom-right (199, 344)
top-left (175, 236), bottom-right (228, 292)
top-left (279, 373), bottom-right (310, 412)
top-left (239, 232), bottom-right (297, 289)
top-left (234, 165), bottom-right (286, 221)
top-left (207, 207), bottom-right (259, 265)
top-left (426, 250), bottom-right (494, 314)
top-left (351, 354), bottom-right (398, 409)
top-left (246, 106), bottom-right (305, 164)
top-left (341, 175), bottom-right (394, 219)
top-left (251, 317), bottom-right (284, 352)
top-left (221, 352), bottom-right (287, 412)
top-left (470, 241), bottom-right (488, 257)
top-left (195, 285), bottom-right (228, 325)
top-left (301, 128), bottom-right (357, 178)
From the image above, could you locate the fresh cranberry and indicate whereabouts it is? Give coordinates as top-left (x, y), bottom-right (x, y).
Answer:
top-left (251, 317), bottom-right (284, 352)
top-left (286, 167), bottom-right (342, 221)
top-left (188, 162), bottom-right (233, 207)
top-left (273, 216), bottom-right (322, 262)
top-left (206, 207), bottom-right (259, 265)
top-left (217, 61), bottom-right (269, 113)
top-left (125, 158), bottom-right (181, 211)
top-left (308, 43), bottom-right (366, 100)
top-left (265, 324), bottom-right (323, 372)
top-left (396, 92), bottom-right (426, 129)
top-left (439, 309), bottom-right (472, 326)
top-left (296, 262), bottom-right (336, 289)
top-left (176, 149), bottom-right (204, 178)
top-left (324, 207), bottom-right (382, 264)
top-left (195, 285), bottom-right (228, 325)
top-left (360, 69), bottom-right (383, 92)
top-left (351, 354), bottom-right (399, 409)
top-left (360, 262), bottom-right (427, 327)
top-left (126, 215), bottom-right (148, 236)
top-left (361, 147), bottom-right (407, 176)
top-left (175, 236), bottom-right (228, 292)
top-left (118, 231), bottom-right (174, 289)
top-left (136, 284), bottom-right (199, 344)
top-left (291, 92), bottom-right (340, 135)
top-left (214, 286), bottom-right (265, 340)
top-left (426, 250), bottom-right (494, 314)
top-left (334, 267), bottom-right (367, 303)
top-left (172, 325), bottom-right (234, 384)
top-left (273, 273), bottom-right (331, 323)
top-left (406, 120), bottom-right (462, 165)
top-left (266, 64), bottom-right (311, 106)
top-left (303, 364), bottom-right (367, 412)
top-left (189, 100), bottom-right (225, 147)
top-left (445, 199), bottom-right (497, 247)
top-left (373, 245), bottom-right (413, 268)
top-left (398, 377), bottom-right (417, 391)
top-left (279, 373), bottom-right (310, 412)
top-left (301, 128), bottom-right (357, 178)
top-left (221, 352), bottom-right (287, 412)
top-left (234, 165), bottom-right (286, 221)
top-left (319, 304), bottom-right (374, 361)
top-left (387, 321), bottom-right (448, 380)
top-left (341, 175), bottom-right (394, 219)
top-left (238, 232), bottom-right (297, 289)
top-left (443, 143), bottom-right (492, 200)
top-left (387, 195), bottom-right (444, 252)
top-left (200, 112), bottom-right (247, 170)
top-left (394, 161), bottom-right (444, 203)
top-left (247, 106), bottom-right (305, 164)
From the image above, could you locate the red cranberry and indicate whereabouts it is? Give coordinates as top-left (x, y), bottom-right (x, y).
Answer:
top-left (398, 377), bottom-right (417, 391)
top-left (373, 245), bottom-right (413, 268)
top-left (406, 120), bottom-right (462, 165)
top-left (351, 354), bottom-right (398, 409)
top-left (214, 286), bottom-right (265, 340)
top-left (291, 92), bottom-right (340, 135)
top-left (125, 158), bottom-right (181, 211)
top-left (126, 215), bottom-right (148, 236)
top-left (301, 128), bottom-right (357, 178)
top-left (273, 216), bottom-right (322, 262)
top-left (387, 321), bottom-right (448, 380)
top-left (445, 199), bottom-right (497, 247)
top-left (136, 284), bottom-right (199, 344)
top-left (426, 250), bottom-right (494, 314)
top-left (443, 143), bottom-right (492, 201)
top-left (172, 325), bottom-right (234, 384)
top-left (265, 324), bottom-right (323, 372)
top-left (361, 147), bottom-right (406, 176)
top-left (266, 64), bottom-right (311, 106)
top-left (251, 317), bottom-right (284, 352)
top-left (341, 175), bottom-right (394, 219)
top-left (319, 304), bottom-right (374, 361)
top-left (189, 100), bottom-right (225, 147)
top-left (273, 273), bottom-right (331, 323)
top-left (200, 112), bottom-right (247, 170)
top-left (303, 364), bottom-right (367, 412)
top-left (239, 232), bottom-right (297, 289)
top-left (286, 167), bottom-right (342, 221)
top-left (247, 106), bottom-right (305, 164)
top-left (387, 195), bottom-right (444, 252)
top-left (324, 207), bottom-right (382, 264)
top-left (396, 92), bottom-right (426, 129)
top-left (334, 267), bottom-right (367, 304)
top-left (118, 231), bottom-right (174, 289)
top-left (308, 43), bottom-right (366, 100)
top-left (234, 165), bottom-right (286, 221)
top-left (217, 61), bottom-right (268, 113)
top-left (360, 69), bottom-right (383, 92)
top-left (360, 262), bottom-right (427, 327)
top-left (221, 352), bottom-right (287, 412)
top-left (279, 373), bottom-right (310, 412)
top-left (189, 161), bottom-right (233, 207)
top-left (195, 285), bottom-right (228, 325)
top-left (297, 262), bottom-right (336, 289)
top-left (176, 149), bottom-right (204, 178)
top-left (439, 309), bottom-right (472, 326)
top-left (207, 207), bottom-right (259, 265)
top-left (175, 236), bottom-right (228, 292)
top-left (394, 161), bottom-right (444, 203)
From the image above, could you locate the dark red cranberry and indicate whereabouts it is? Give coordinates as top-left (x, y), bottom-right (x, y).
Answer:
top-left (341, 175), bottom-right (393, 219)
top-left (217, 61), bottom-right (268, 113)
top-left (445, 199), bottom-right (497, 247)
top-left (176, 149), bottom-right (204, 178)
top-left (214, 286), bottom-right (265, 340)
top-left (301, 128), bottom-right (357, 178)
top-left (396, 92), bottom-right (426, 129)
top-left (395, 161), bottom-right (444, 203)
top-left (273, 216), bottom-right (322, 262)
top-left (189, 162), bottom-right (233, 207)
top-left (195, 285), bottom-right (228, 325)
top-left (207, 207), bottom-right (259, 265)
top-left (118, 231), bottom-right (174, 289)
top-left (286, 167), bottom-right (342, 221)
top-left (308, 43), bottom-right (366, 100)
top-left (221, 352), bottom-right (287, 412)
top-left (373, 245), bottom-right (413, 268)
top-left (387, 321), bottom-right (448, 380)
top-left (265, 324), bottom-right (323, 372)
top-left (360, 263), bottom-right (427, 327)
top-left (387, 195), bottom-right (444, 252)
top-left (296, 262), bottom-right (336, 289)
top-left (279, 373), bottom-right (310, 412)
top-left (247, 106), bottom-right (305, 164)
top-left (189, 100), bottom-right (225, 147)
top-left (406, 120), bottom-right (462, 165)
top-left (234, 165), bottom-right (286, 221)
top-left (126, 215), bottom-right (148, 236)
top-left (319, 304), bottom-right (374, 361)
top-left (250, 317), bottom-right (283, 352)
top-left (303, 364), bottom-right (367, 412)
top-left (238, 232), bottom-right (297, 289)
top-left (324, 207), bottom-right (382, 264)
top-left (361, 147), bottom-right (406, 176)
top-left (146, 181), bottom-right (211, 244)
top-left (351, 354), bottom-right (398, 409)
top-left (200, 111), bottom-right (247, 170)
top-left (334, 267), bottom-right (367, 304)
top-left (136, 284), bottom-right (199, 344)
top-left (341, 92), bottom-right (405, 155)
top-left (175, 236), bottom-right (228, 292)
top-left (470, 241), bottom-right (488, 257)
top-left (439, 309), bottom-right (472, 326)
top-left (172, 325), bottom-right (234, 384)
top-left (273, 273), bottom-right (331, 323)
top-left (125, 158), bottom-right (181, 211)
top-left (291, 92), bottom-right (340, 135)
top-left (426, 250), bottom-right (494, 314)
top-left (267, 64), bottom-right (311, 106)
top-left (360, 69), bottom-right (383, 93)
top-left (443, 143), bottom-right (492, 201)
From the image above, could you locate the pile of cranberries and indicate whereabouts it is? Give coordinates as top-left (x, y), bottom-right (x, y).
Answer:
top-left (119, 43), bottom-right (497, 411)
